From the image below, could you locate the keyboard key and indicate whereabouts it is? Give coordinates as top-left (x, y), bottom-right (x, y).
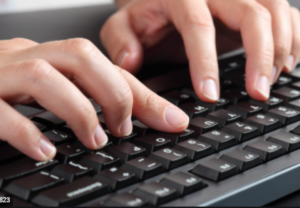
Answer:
top-left (219, 58), bottom-right (244, 73)
top-left (15, 105), bottom-right (44, 117)
top-left (105, 130), bottom-right (138, 145)
top-left (190, 158), bottom-right (238, 181)
top-left (266, 106), bottom-right (300, 125)
top-left (33, 121), bottom-right (47, 132)
top-left (196, 98), bottom-right (231, 112)
top-left (107, 143), bottom-right (148, 162)
top-left (225, 71), bottom-right (245, 87)
top-left (0, 158), bottom-right (58, 188)
top-left (132, 120), bottom-right (154, 136)
top-left (267, 132), bottom-right (300, 152)
top-left (161, 91), bottom-right (194, 106)
top-left (227, 102), bottom-right (263, 119)
top-left (31, 176), bottom-right (109, 207)
top-left (89, 98), bottom-right (102, 114)
top-left (157, 129), bottom-right (197, 144)
top-left (285, 67), bottom-right (300, 81)
top-left (51, 161), bottom-right (93, 182)
top-left (93, 167), bottom-right (137, 190)
top-left (148, 148), bottom-right (189, 170)
top-left (13, 197), bottom-right (34, 207)
top-left (198, 130), bottom-right (237, 151)
top-left (272, 87), bottom-right (300, 103)
top-left (220, 79), bottom-right (236, 91)
top-left (223, 89), bottom-right (249, 104)
top-left (249, 97), bottom-right (283, 112)
top-left (32, 111), bottom-right (65, 128)
top-left (173, 139), bottom-right (214, 161)
top-left (222, 122), bottom-right (260, 142)
top-left (206, 109), bottom-right (242, 127)
top-left (291, 81), bottom-right (300, 90)
top-left (121, 157), bottom-right (164, 180)
top-left (219, 150), bottom-right (262, 172)
top-left (287, 98), bottom-right (300, 111)
top-left (188, 117), bottom-right (220, 136)
top-left (132, 134), bottom-right (173, 153)
top-left (160, 172), bottom-right (206, 196)
top-left (0, 140), bottom-right (6, 146)
top-left (55, 143), bottom-right (85, 164)
top-left (4, 171), bottom-right (64, 200)
top-left (244, 114), bottom-right (282, 133)
top-left (43, 129), bottom-right (73, 145)
top-left (0, 145), bottom-right (23, 165)
top-left (104, 193), bottom-right (149, 207)
top-left (243, 141), bottom-right (285, 162)
top-left (179, 103), bottom-right (209, 119)
top-left (273, 76), bottom-right (292, 89)
top-left (291, 125), bottom-right (300, 136)
top-left (181, 86), bottom-right (199, 101)
top-left (132, 182), bottom-right (178, 206)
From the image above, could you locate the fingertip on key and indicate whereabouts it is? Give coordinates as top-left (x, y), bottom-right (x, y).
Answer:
top-left (94, 124), bottom-right (108, 149)
top-left (165, 107), bottom-right (189, 129)
top-left (39, 137), bottom-right (56, 160)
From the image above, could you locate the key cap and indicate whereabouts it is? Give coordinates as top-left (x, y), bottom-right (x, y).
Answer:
top-left (266, 106), bottom-right (300, 125)
top-left (173, 139), bottom-right (214, 161)
top-left (161, 91), bottom-right (194, 106)
top-left (58, 124), bottom-right (73, 135)
top-left (243, 141), bottom-right (285, 162)
top-left (0, 191), bottom-right (13, 206)
top-left (104, 193), bottom-right (149, 207)
top-left (105, 130), bottom-right (138, 145)
top-left (285, 67), bottom-right (300, 81)
top-left (227, 102), bottom-right (263, 119)
top-left (132, 134), bottom-right (173, 153)
top-left (132, 120), bottom-right (154, 136)
top-left (220, 79), bottom-right (236, 91)
top-left (188, 117), bottom-right (220, 136)
top-left (198, 130), bottom-right (237, 151)
top-left (291, 125), bottom-right (300, 136)
top-left (157, 129), bottom-right (197, 144)
top-left (249, 97), bottom-right (283, 112)
top-left (107, 143), bottom-right (148, 162)
top-left (181, 86), bottom-right (199, 101)
top-left (79, 151), bottom-right (121, 172)
top-left (51, 161), bottom-right (93, 182)
top-left (206, 109), bottom-right (242, 128)
top-left (244, 114), bottom-right (282, 133)
top-left (0, 140), bottom-right (6, 146)
top-left (33, 121), bottom-right (47, 132)
top-left (222, 122), bottom-right (260, 142)
top-left (190, 158), bottom-right (238, 181)
top-left (225, 71), bottom-right (245, 87)
top-left (267, 132), bottom-right (300, 152)
top-left (273, 76), bottom-right (292, 89)
top-left (4, 171), bottom-right (64, 200)
top-left (0, 158), bottom-right (58, 188)
top-left (13, 197), bottom-right (34, 207)
top-left (148, 148), bottom-right (189, 170)
top-left (291, 81), bottom-right (300, 90)
top-left (15, 105), bottom-right (44, 117)
top-left (43, 129), bottom-right (73, 146)
top-left (272, 87), bottom-right (300, 103)
top-left (93, 167), bottom-right (137, 190)
top-left (223, 89), bottom-right (249, 104)
top-left (133, 182), bottom-right (178, 206)
top-left (287, 98), bottom-right (300, 111)
top-left (89, 98), bottom-right (102, 114)
top-left (121, 157), bottom-right (164, 180)
top-left (196, 98), bottom-right (231, 112)
top-left (219, 58), bottom-right (244, 73)
top-left (179, 103), bottom-right (209, 119)
top-left (160, 172), bottom-right (206, 196)
top-left (219, 150), bottom-right (262, 172)
top-left (32, 111), bottom-right (65, 128)
top-left (31, 176), bottom-right (109, 207)
top-left (0, 145), bottom-right (23, 165)
top-left (55, 143), bottom-right (85, 164)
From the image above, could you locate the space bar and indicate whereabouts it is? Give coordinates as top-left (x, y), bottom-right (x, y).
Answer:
top-left (142, 69), bottom-right (191, 93)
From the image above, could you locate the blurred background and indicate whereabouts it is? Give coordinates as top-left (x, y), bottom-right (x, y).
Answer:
top-left (0, 0), bottom-right (113, 13)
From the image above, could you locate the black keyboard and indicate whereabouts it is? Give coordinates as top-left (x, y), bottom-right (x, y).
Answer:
top-left (2, 53), bottom-right (300, 207)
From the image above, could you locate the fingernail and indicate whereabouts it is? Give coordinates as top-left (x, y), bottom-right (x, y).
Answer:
top-left (285, 55), bottom-right (295, 72)
top-left (119, 115), bottom-right (132, 136)
top-left (202, 79), bottom-right (219, 101)
top-left (94, 124), bottom-right (107, 147)
top-left (117, 50), bottom-right (129, 67)
top-left (165, 107), bottom-right (189, 128)
top-left (256, 75), bottom-right (270, 99)
top-left (40, 138), bottom-right (56, 158)
top-left (272, 66), bottom-right (277, 84)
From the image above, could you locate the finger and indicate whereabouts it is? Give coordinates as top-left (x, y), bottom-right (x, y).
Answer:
top-left (0, 98), bottom-right (56, 161)
top-left (288, 7), bottom-right (300, 72)
top-left (0, 38), bottom-right (38, 51)
top-left (257, 0), bottom-right (292, 81)
top-left (118, 66), bottom-right (189, 132)
top-left (100, 10), bottom-right (143, 74)
top-left (208, 0), bottom-right (274, 101)
top-left (163, 0), bottom-right (220, 102)
top-left (7, 38), bottom-right (134, 137)
top-left (0, 60), bottom-right (107, 151)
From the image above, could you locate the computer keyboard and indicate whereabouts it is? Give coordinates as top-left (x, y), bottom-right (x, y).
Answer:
top-left (2, 53), bottom-right (300, 206)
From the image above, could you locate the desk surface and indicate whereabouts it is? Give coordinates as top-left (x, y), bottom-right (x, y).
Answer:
top-left (0, 2), bottom-right (300, 207)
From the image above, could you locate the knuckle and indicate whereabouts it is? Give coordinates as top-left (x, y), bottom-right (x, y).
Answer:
top-left (268, 0), bottom-right (290, 10)
top-left (274, 41), bottom-right (290, 60)
top-left (243, 2), bottom-right (271, 22)
top-left (74, 100), bottom-right (96, 129)
top-left (140, 89), bottom-right (163, 112)
top-left (10, 38), bottom-right (37, 46)
top-left (63, 38), bottom-right (99, 61)
top-left (184, 13), bottom-right (215, 32)
top-left (14, 118), bottom-right (37, 144)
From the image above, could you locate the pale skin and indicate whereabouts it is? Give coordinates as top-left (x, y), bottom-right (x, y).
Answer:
top-left (1, 0), bottom-right (300, 161)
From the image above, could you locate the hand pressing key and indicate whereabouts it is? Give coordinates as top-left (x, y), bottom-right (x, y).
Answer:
top-left (0, 38), bottom-right (189, 161)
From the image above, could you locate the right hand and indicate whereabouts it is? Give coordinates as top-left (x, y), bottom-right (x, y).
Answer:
top-left (0, 38), bottom-right (189, 161)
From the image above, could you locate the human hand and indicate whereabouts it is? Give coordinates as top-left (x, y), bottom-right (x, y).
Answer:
top-left (101, 0), bottom-right (300, 102)
top-left (0, 38), bottom-right (189, 161)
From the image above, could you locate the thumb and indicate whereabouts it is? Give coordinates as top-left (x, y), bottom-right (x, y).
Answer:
top-left (100, 11), bottom-right (143, 74)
